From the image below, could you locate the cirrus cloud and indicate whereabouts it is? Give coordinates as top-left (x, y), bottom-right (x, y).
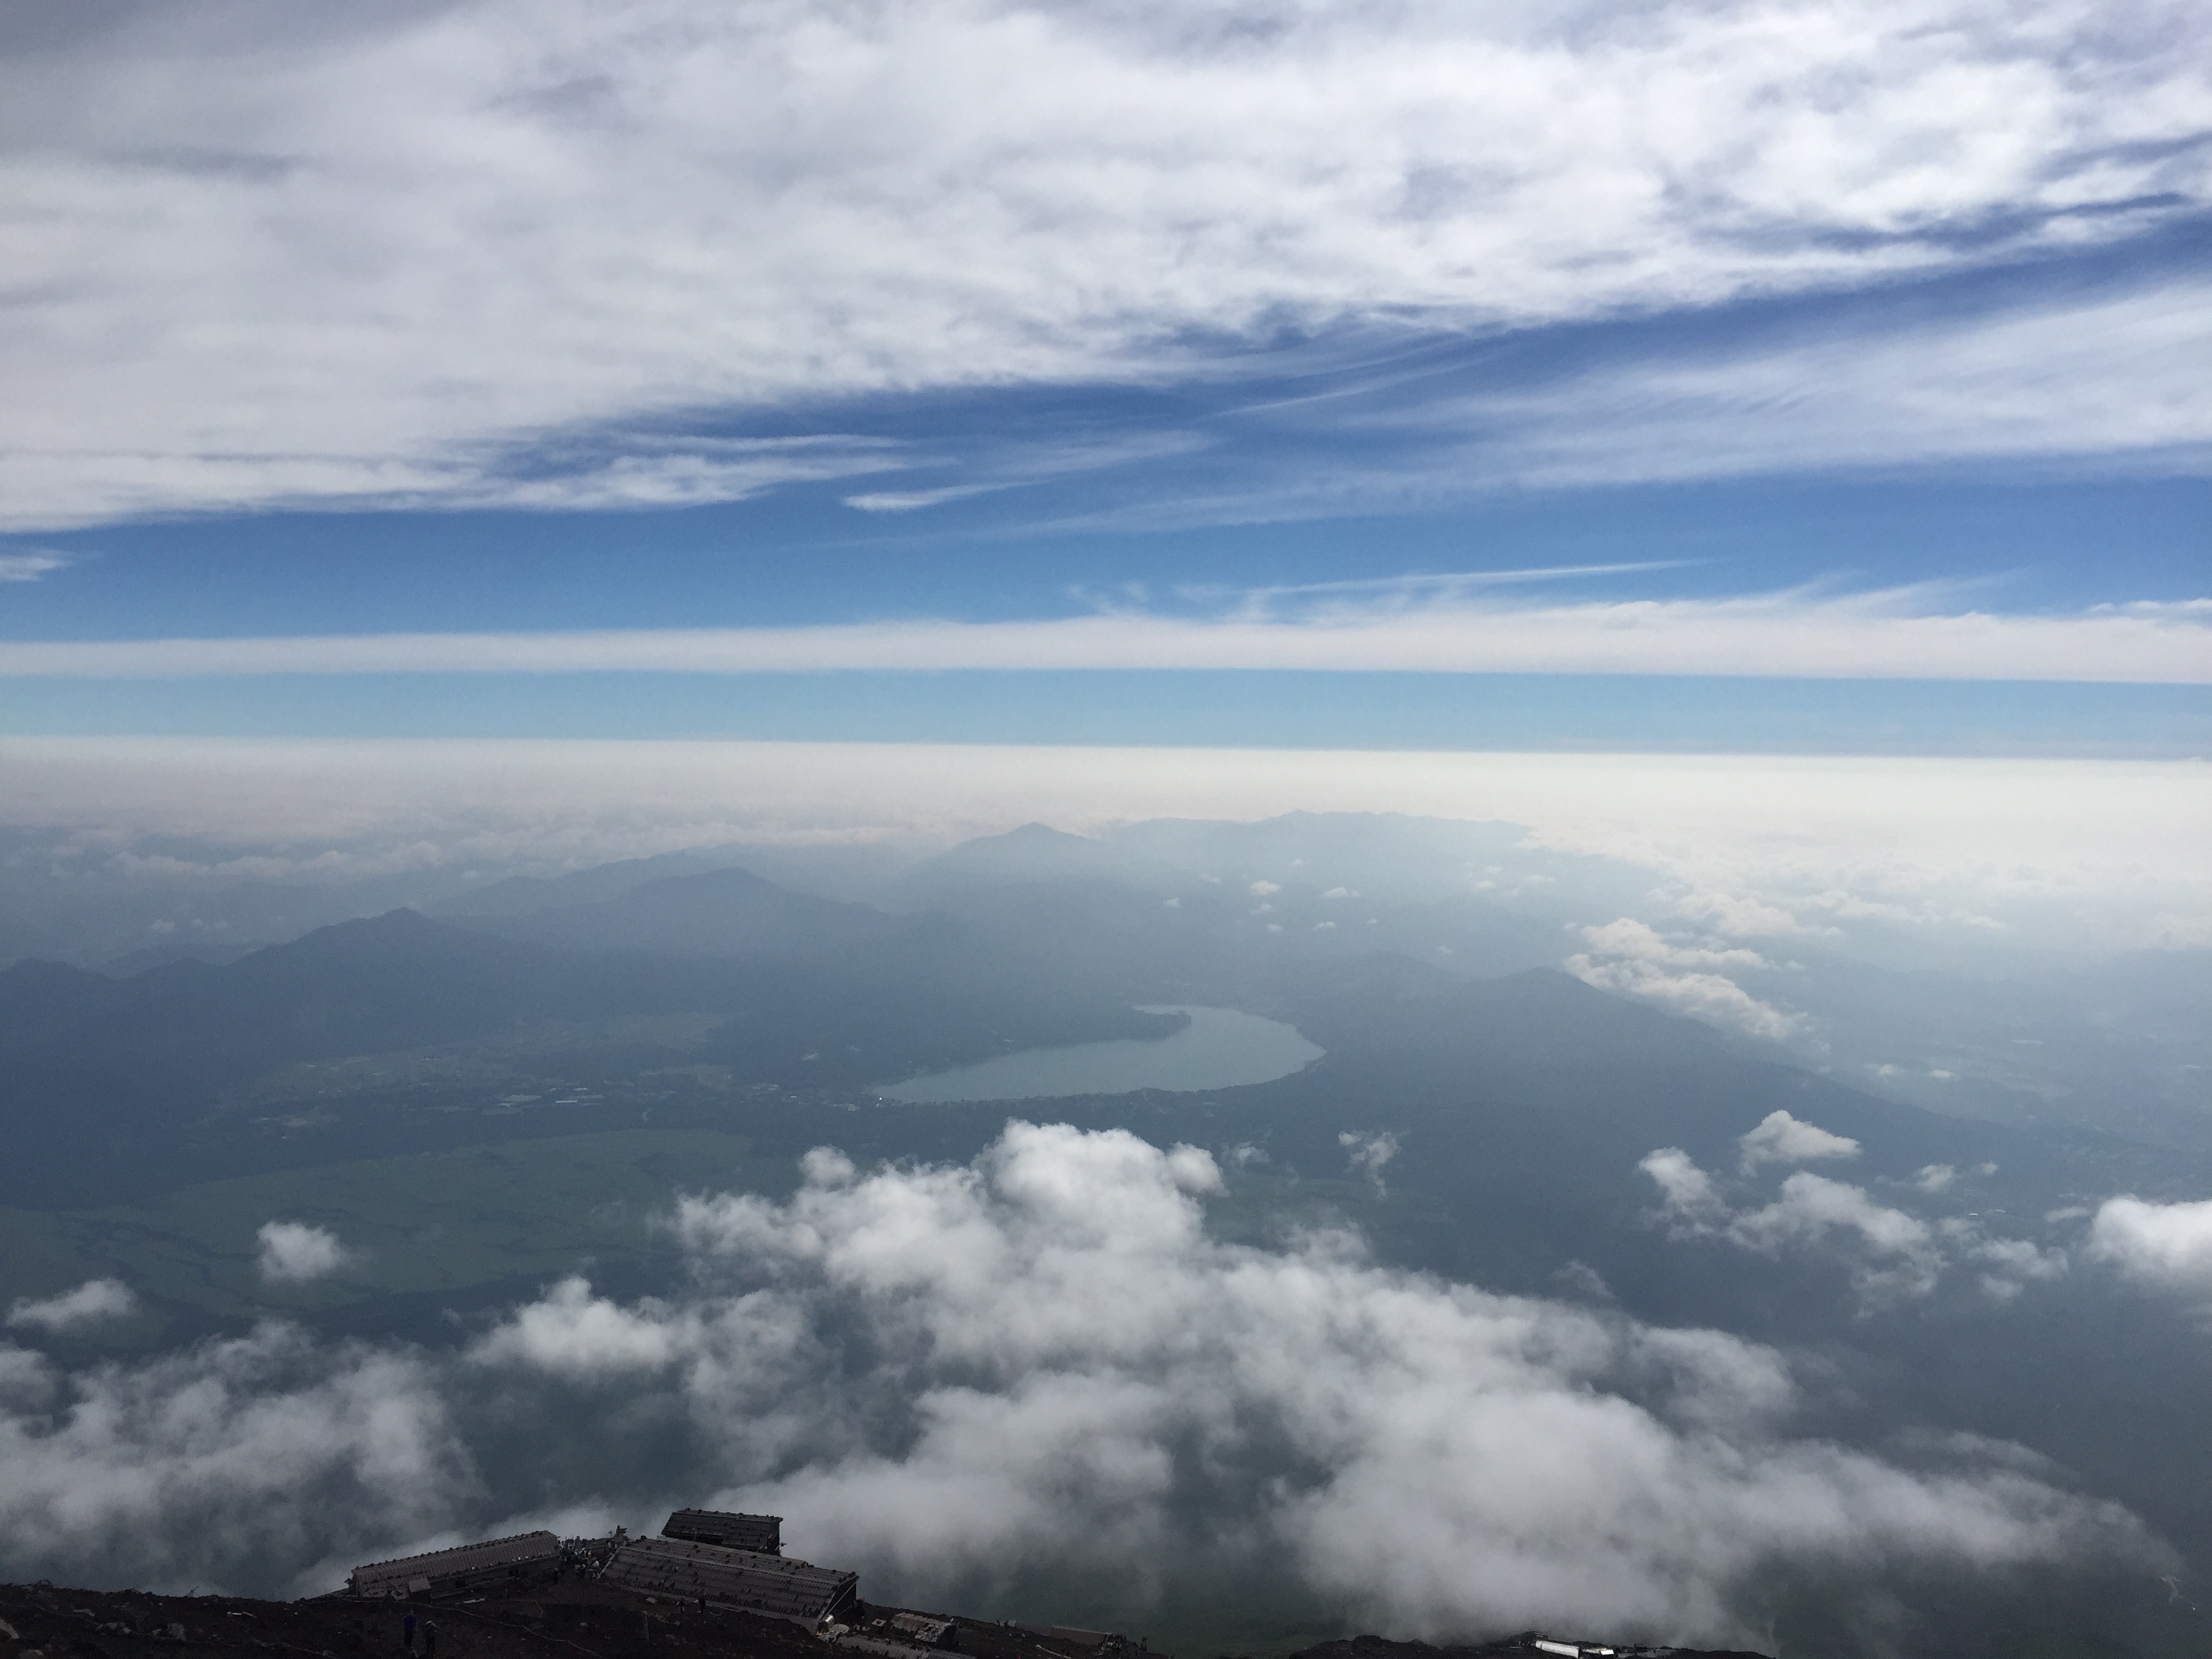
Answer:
top-left (1, 0), bottom-right (2209, 527)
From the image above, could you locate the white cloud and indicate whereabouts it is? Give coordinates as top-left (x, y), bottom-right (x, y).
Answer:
top-left (3, 589), bottom-right (2208, 683)
top-left (1422, 279), bottom-right (2212, 492)
top-left (1731, 1170), bottom-right (1940, 1303)
top-left (1917, 1164), bottom-right (1959, 1194)
top-left (1640, 1148), bottom-right (1727, 1230)
top-left (1, 739), bottom-right (2206, 964)
top-left (1576, 918), bottom-right (1773, 972)
top-left (1641, 1149), bottom-right (2062, 1305)
top-left (470, 1278), bottom-right (697, 1376)
top-left (0, 550), bottom-right (69, 582)
top-left (1338, 1130), bottom-right (1400, 1191)
top-left (2088, 1196), bottom-right (2212, 1297)
top-left (1667, 888), bottom-right (1815, 939)
top-left (1738, 1110), bottom-right (1860, 1175)
top-left (1, 1), bottom-right (2208, 527)
top-left (843, 486), bottom-right (1004, 514)
top-left (505, 1124), bottom-right (2152, 1639)
top-left (256, 1222), bottom-right (351, 1284)
top-left (0, 1126), bottom-right (2164, 1625)
top-left (1965, 1236), bottom-right (2068, 1303)
top-left (7, 1279), bottom-right (138, 1332)
top-left (1566, 919), bottom-right (1801, 1042)
top-left (1248, 880), bottom-right (1282, 897)
top-left (1730, 1172), bottom-right (1939, 1292)
top-left (0, 1323), bottom-right (465, 1594)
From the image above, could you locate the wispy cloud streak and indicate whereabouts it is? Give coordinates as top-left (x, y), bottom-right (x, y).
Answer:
top-left (3, 592), bottom-right (2205, 682)
top-left (2, 0), bottom-right (2207, 525)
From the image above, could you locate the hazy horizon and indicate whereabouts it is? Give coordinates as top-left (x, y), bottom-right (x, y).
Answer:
top-left (2, 3), bottom-right (2207, 1654)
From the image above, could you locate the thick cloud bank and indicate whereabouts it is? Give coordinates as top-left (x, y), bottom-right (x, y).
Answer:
top-left (0, 1128), bottom-right (2160, 1636)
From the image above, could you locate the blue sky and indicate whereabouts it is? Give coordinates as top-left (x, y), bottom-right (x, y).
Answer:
top-left (1, 0), bottom-right (2207, 754)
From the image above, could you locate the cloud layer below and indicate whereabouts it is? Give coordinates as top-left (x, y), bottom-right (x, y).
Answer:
top-left (0, 1127), bottom-right (2166, 1638)
top-left (5, 740), bottom-right (2206, 960)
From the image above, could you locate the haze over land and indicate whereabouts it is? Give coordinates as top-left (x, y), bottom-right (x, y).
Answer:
top-left (3, 762), bottom-right (2210, 1655)
top-left (1, 3), bottom-right (2208, 1655)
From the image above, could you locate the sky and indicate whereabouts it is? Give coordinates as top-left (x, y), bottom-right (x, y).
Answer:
top-left (11, 12), bottom-right (2212, 1642)
top-left (0, 0), bottom-right (2208, 756)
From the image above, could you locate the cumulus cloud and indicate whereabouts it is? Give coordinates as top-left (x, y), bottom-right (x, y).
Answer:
top-left (0, 1324), bottom-right (465, 1595)
top-left (1338, 1130), bottom-right (1400, 1191)
top-left (1643, 1145), bottom-right (2060, 1305)
top-left (0, 1126), bottom-right (2163, 1629)
top-left (258, 1222), bottom-right (351, 1284)
top-left (1639, 1149), bottom-right (1727, 1231)
top-left (491, 1124), bottom-right (2146, 1640)
top-left (1566, 919), bottom-right (1801, 1042)
top-left (1738, 1110), bottom-right (1861, 1174)
top-left (1, 1), bottom-right (2209, 527)
top-left (1963, 1235), bottom-right (2070, 1303)
top-left (2088, 1196), bottom-right (2212, 1298)
top-left (1730, 1173), bottom-right (1944, 1298)
top-left (7, 1279), bottom-right (138, 1332)
top-left (468, 1278), bottom-right (701, 1376)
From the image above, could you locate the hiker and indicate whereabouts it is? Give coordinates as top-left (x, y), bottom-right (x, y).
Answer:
top-left (402, 1613), bottom-right (417, 1652)
top-left (422, 1620), bottom-right (438, 1659)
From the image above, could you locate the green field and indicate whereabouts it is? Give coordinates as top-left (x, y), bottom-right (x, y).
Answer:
top-left (0, 1127), bottom-right (797, 1345)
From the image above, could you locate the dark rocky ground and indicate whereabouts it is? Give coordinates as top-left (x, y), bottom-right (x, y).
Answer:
top-left (1285, 1635), bottom-right (1767, 1659)
top-left (0, 1586), bottom-right (1767, 1659)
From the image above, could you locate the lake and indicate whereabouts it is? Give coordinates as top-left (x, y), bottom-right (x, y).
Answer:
top-left (876, 1005), bottom-right (1324, 1103)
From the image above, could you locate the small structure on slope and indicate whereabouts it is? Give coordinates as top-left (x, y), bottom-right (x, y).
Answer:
top-left (661, 1507), bottom-right (782, 1556)
top-left (598, 1534), bottom-right (858, 1631)
top-left (348, 1532), bottom-right (564, 1599)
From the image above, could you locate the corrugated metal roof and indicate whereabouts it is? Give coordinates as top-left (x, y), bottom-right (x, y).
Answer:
top-left (349, 1532), bottom-right (563, 1596)
top-left (661, 1508), bottom-right (782, 1555)
top-left (599, 1536), bottom-right (857, 1627)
